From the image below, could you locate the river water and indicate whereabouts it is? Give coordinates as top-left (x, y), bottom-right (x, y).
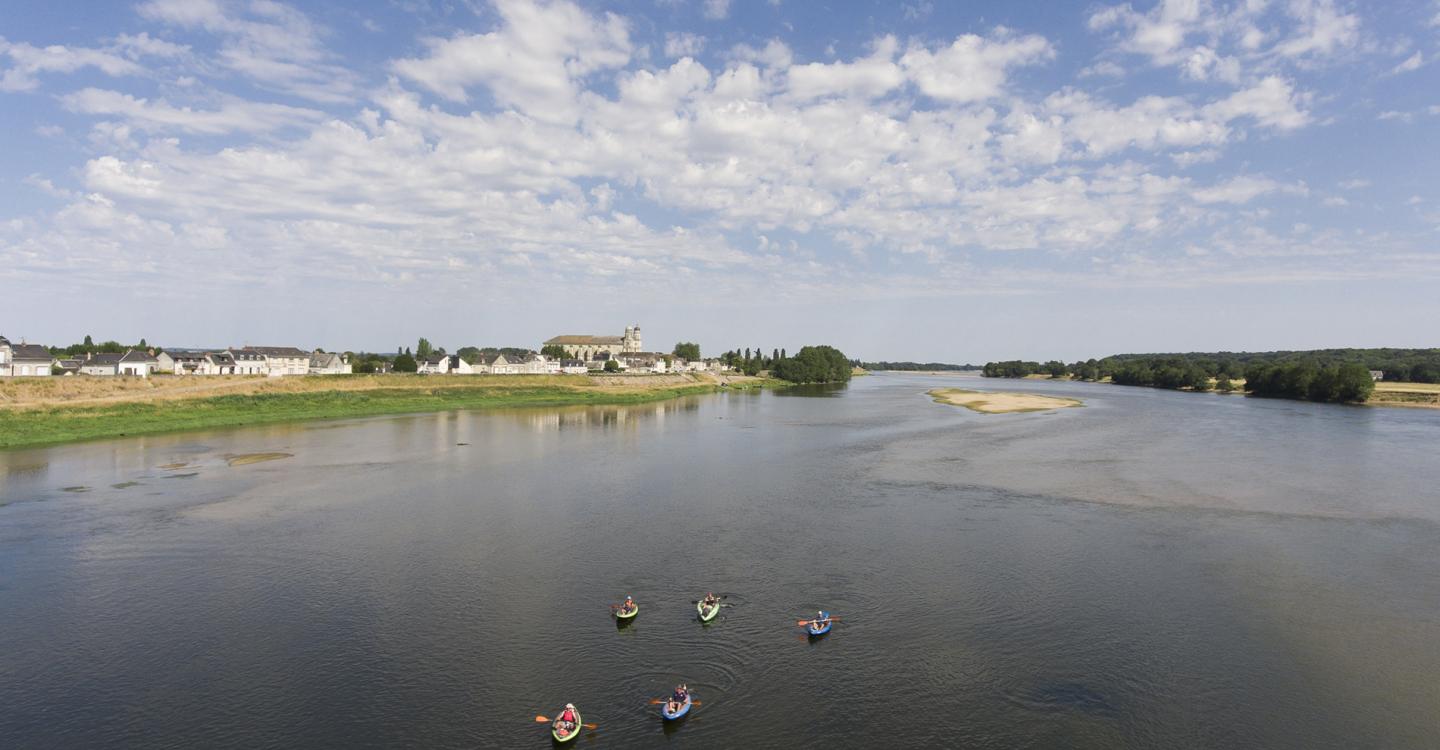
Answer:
top-left (2, 374), bottom-right (1438, 749)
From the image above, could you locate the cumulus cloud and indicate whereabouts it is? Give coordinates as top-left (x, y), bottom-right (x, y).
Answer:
top-left (393, 0), bottom-right (631, 121)
top-left (898, 31), bottom-right (1054, 103)
top-left (3, 0), bottom-right (1428, 311)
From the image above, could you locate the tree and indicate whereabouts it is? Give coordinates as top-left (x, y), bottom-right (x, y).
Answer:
top-left (1215, 376), bottom-right (1235, 392)
top-left (772, 345), bottom-right (852, 384)
top-left (83, 334), bottom-right (93, 348)
top-left (541, 344), bottom-right (568, 360)
top-left (673, 342), bottom-right (701, 361)
top-left (416, 338), bottom-right (433, 359)
top-left (139, 338), bottom-right (147, 349)
top-left (1044, 360), bottom-right (1068, 378)
top-left (603, 359), bottom-right (620, 372)
top-left (393, 353), bottom-right (418, 372)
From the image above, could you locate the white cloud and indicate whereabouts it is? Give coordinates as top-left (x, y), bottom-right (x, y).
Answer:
top-left (703, 0), bottom-right (732, 21)
top-left (0, 37), bottom-right (143, 92)
top-left (1377, 110), bottom-right (1412, 122)
top-left (61, 87), bottom-right (323, 134)
top-left (786, 36), bottom-right (904, 101)
top-left (664, 32), bottom-right (705, 58)
top-left (1390, 51), bottom-right (1423, 74)
top-left (1203, 76), bottom-right (1310, 130)
top-left (1079, 60), bottom-right (1126, 78)
top-left (393, 0), bottom-right (631, 121)
top-left (899, 31), bottom-right (1054, 103)
top-left (1272, 0), bottom-right (1360, 59)
top-left (137, 0), bottom-right (359, 102)
top-left (1337, 178), bottom-right (1369, 189)
top-left (1192, 175), bottom-right (1303, 204)
top-left (1321, 195), bottom-right (1348, 206)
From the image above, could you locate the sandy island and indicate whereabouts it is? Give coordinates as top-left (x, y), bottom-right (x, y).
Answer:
top-left (928, 388), bottom-right (1082, 414)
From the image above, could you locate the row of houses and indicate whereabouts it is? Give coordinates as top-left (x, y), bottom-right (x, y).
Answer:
top-left (1, 339), bottom-right (355, 378)
top-left (5, 334), bottom-right (728, 379)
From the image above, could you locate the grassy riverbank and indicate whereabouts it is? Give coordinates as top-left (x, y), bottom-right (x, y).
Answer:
top-left (0, 373), bottom-right (775, 449)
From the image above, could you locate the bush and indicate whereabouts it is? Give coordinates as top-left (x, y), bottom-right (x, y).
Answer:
top-left (603, 359), bottom-right (620, 373)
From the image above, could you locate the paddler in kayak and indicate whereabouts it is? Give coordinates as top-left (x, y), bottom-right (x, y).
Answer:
top-left (553, 703), bottom-right (578, 738)
top-left (700, 592), bottom-right (719, 612)
top-left (618, 595), bottom-right (636, 615)
top-left (810, 610), bottom-right (829, 628)
top-left (666, 684), bottom-right (689, 715)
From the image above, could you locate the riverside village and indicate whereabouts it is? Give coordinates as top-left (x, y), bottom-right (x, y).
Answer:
top-left (0, 325), bottom-right (731, 379)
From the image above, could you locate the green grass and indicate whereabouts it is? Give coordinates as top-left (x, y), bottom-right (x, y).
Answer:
top-left (0, 384), bottom-right (722, 450)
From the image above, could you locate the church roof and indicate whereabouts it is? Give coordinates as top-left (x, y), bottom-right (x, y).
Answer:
top-left (545, 335), bottom-right (624, 345)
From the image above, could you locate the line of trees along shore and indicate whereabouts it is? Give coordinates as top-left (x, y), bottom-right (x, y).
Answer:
top-left (719, 345), bottom-right (852, 383)
top-left (977, 348), bottom-right (1440, 403)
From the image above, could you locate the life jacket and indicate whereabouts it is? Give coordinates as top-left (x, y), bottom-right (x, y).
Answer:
top-left (559, 708), bottom-right (576, 723)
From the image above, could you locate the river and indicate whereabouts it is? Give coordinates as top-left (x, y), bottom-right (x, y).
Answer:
top-left (2, 373), bottom-right (1438, 748)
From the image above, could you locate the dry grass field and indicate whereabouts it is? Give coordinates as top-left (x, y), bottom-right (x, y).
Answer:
top-left (0, 372), bottom-right (759, 411)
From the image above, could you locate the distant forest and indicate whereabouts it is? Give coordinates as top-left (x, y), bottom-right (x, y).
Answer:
top-left (859, 361), bottom-right (980, 371)
top-left (982, 348), bottom-right (1440, 404)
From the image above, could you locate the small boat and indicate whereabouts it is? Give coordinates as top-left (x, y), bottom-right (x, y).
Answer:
top-left (551, 705), bottom-right (582, 743)
top-left (616, 602), bottom-right (639, 620)
top-left (807, 612), bottom-right (833, 636)
top-left (697, 598), bottom-right (720, 623)
top-left (660, 693), bottom-right (692, 720)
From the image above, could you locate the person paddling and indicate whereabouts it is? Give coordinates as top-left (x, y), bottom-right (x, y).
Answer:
top-left (811, 610), bottom-right (829, 628)
top-left (619, 594), bottom-right (635, 615)
top-left (667, 683), bottom-right (689, 714)
top-left (553, 703), bottom-right (578, 738)
top-left (701, 592), bottom-right (719, 613)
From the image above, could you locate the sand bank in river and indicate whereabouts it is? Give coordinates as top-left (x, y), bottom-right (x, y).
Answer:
top-left (928, 388), bottom-right (1082, 414)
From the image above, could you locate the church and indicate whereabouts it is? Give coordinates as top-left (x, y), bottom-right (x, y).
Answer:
top-left (543, 325), bottom-right (643, 361)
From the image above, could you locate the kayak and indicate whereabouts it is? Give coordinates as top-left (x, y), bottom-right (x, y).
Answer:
top-left (697, 599), bottom-right (720, 623)
top-left (807, 612), bottom-right (833, 636)
top-left (661, 694), bottom-right (692, 720)
top-left (551, 706), bottom-right (582, 743)
top-left (616, 603), bottom-right (639, 620)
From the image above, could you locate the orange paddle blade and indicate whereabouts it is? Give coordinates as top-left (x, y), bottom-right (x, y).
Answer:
top-left (535, 715), bottom-right (550, 722)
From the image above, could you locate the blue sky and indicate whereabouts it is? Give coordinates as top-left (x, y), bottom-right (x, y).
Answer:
top-left (2, 0), bottom-right (1438, 362)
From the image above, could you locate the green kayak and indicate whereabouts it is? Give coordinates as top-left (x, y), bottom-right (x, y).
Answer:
top-left (697, 598), bottom-right (720, 623)
top-left (616, 603), bottom-right (639, 620)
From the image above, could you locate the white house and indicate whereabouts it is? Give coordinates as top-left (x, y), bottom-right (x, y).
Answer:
top-left (241, 346), bottom-right (310, 376)
top-left (229, 349), bottom-right (268, 375)
top-left (0, 337), bottom-right (54, 377)
top-left (158, 349), bottom-right (227, 375)
top-left (309, 351), bottom-right (351, 375)
top-left (618, 352), bottom-right (669, 373)
top-left (560, 359), bottom-right (588, 374)
top-left (447, 355), bottom-right (474, 374)
top-left (118, 350), bottom-right (159, 377)
top-left (478, 353), bottom-right (520, 374)
top-left (79, 353), bottom-right (124, 376)
top-left (417, 355), bottom-right (451, 375)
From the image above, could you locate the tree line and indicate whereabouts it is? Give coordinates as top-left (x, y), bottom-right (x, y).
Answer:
top-left (977, 348), bottom-right (1433, 403)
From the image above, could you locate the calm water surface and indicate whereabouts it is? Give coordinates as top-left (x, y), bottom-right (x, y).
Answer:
top-left (2, 374), bottom-right (1438, 749)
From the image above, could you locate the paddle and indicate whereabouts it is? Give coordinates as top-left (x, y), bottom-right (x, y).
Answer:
top-left (690, 595), bottom-right (728, 604)
top-left (795, 616), bottom-right (840, 626)
top-left (649, 698), bottom-right (702, 706)
top-left (534, 716), bottom-right (598, 729)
